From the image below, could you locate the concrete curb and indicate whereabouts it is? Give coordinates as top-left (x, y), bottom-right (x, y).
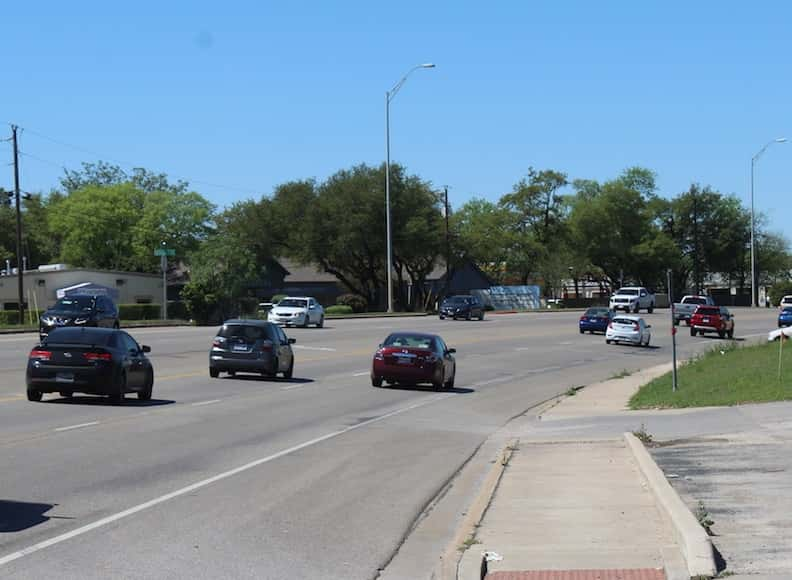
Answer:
top-left (455, 440), bottom-right (517, 580)
top-left (623, 432), bottom-right (716, 578)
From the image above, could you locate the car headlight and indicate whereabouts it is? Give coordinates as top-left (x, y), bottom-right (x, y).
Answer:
top-left (74, 318), bottom-right (88, 324)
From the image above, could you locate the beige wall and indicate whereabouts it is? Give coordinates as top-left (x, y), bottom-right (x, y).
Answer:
top-left (0, 268), bottom-right (163, 310)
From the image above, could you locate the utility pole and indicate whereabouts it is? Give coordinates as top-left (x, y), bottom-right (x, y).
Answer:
top-left (443, 185), bottom-right (450, 298)
top-left (668, 269), bottom-right (678, 392)
top-left (12, 125), bottom-right (24, 324)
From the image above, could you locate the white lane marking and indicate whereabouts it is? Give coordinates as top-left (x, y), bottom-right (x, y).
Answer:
top-left (352, 371), bottom-right (369, 377)
top-left (191, 399), bottom-right (221, 407)
top-left (280, 383), bottom-right (310, 390)
top-left (473, 375), bottom-right (515, 387)
top-left (54, 421), bottom-right (99, 432)
top-left (293, 345), bottom-right (336, 352)
top-left (0, 394), bottom-right (448, 567)
top-left (527, 365), bottom-right (563, 373)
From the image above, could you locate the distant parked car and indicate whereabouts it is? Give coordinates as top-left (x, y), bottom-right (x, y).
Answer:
top-left (371, 332), bottom-right (456, 390)
top-left (609, 287), bottom-right (655, 313)
top-left (39, 295), bottom-right (120, 340)
top-left (690, 306), bottom-right (734, 339)
top-left (439, 295), bottom-right (484, 320)
top-left (780, 295), bottom-right (792, 309)
top-left (26, 327), bottom-right (153, 404)
top-left (778, 307), bottom-right (792, 328)
top-left (578, 307), bottom-right (613, 334)
top-left (209, 320), bottom-right (295, 379)
top-left (605, 315), bottom-right (652, 347)
top-left (267, 297), bottom-right (324, 328)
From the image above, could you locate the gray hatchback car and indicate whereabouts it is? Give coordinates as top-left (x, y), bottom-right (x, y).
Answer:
top-left (209, 320), bottom-right (296, 379)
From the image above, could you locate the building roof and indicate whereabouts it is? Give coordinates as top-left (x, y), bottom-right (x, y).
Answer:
top-left (278, 257), bottom-right (342, 284)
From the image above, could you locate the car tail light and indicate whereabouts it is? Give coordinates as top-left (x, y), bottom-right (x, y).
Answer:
top-left (425, 354), bottom-right (438, 364)
top-left (608, 321), bottom-right (613, 329)
top-left (29, 349), bottom-right (51, 361)
top-left (83, 352), bottom-right (112, 361)
top-left (632, 323), bottom-right (639, 331)
top-left (579, 315), bottom-right (586, 321)
top-left (212, 337), bottom-right (225, 348)
top-left (374, 349), bottom-right (384, 361)
top-left (259, 340), bottom-right (273, 352)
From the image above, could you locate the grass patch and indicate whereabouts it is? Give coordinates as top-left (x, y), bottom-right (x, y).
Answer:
top-left (610, 369), bottom-right (632, 380)
top-left (630, 340), bottom-right (792, 409)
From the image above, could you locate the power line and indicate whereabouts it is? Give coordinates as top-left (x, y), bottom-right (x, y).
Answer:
top-left (19, 125), bottom-right (264, 195)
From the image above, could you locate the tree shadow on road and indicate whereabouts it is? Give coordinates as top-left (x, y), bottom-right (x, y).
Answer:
top-left (0, 500), bottom-right (73, 532)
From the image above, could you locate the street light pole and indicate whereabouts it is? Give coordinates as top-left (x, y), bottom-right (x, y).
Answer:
top-left (750, 137), bottom-right (786, 307)
top-left (385, 63), bottom-right (435, 313)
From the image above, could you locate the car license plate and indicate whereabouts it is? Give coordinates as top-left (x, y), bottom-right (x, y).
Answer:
top-left (397, 358), bottom-right (413, 365)
top-left (56, 372), bottom-right (74, 383)
top-left (703, 317), bottom-right (710, 323)
top-left (232, 344), bottom-right (249, 352)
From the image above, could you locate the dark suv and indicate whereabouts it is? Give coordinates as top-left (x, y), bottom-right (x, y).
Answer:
top-left (39, 295), bottom-right (120, 340)
top-left (209, 320), bottom-right (296, 379)
top-left (439, 295), bottom-right (485, 320)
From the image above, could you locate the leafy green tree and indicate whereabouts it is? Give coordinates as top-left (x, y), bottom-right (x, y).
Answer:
top-left (452, 199), bottom-right (515, 284)
top-left (61, 161), bottom-right (188, 195)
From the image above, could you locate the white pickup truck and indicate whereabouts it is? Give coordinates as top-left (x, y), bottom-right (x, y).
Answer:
top-left (672, 295), bottom-right (715, 325)
top-left (609, 287), bottom-right (655, 313)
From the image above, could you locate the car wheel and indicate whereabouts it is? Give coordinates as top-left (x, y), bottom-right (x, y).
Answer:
top-left (466, 311), bottom-right (472, 320)
top-left (579, 328), bottom-right (584, 334)
top-left (633, 305), bottom-right (640, 313)
top-left (479, 312), bottom-right (484, 321)
top-left (444, 372), bottom-right (455, 389)
top-left (316, 316), bottom-right (324, 328)
top-left (728, 328), bottom-right (734, 339)
top-left (606, 339), bottom-right (611, 344)
top-left (439, 314), bottom-right (446, 320)
top-left (227, 370), bottom-right (236, 377)
top-left (690, 328), bottom-right (697, 337)
top-left (138, 370), bottom-right (153, 401)
top-left (270, 357), bottom-right (280, 377)
top-left (718, 330), bottom-right (726, 339)
top-left (110, 372), bottom-right (126, 405)
top-left (27, 388), bottom-right (43, 402)
top-left (209, 367), bottom-right (219, 378)
top-left (644, 336), bottom-right (651, 347)
top-left (301, 317), bottom-right (309, 328)
top-left (282, 358), bottom-right (294, 379)
top-left (371, 375), bottom-right (383, 388)
top-left (648, 305), bottom-right (654, 314)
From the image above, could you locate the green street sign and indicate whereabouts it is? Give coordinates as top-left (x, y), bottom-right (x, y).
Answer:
top-left (154, 248), bottom-right (176, 257)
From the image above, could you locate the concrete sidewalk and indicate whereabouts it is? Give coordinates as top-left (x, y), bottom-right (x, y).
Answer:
top-left (456, 366), bottom-right (698, 580)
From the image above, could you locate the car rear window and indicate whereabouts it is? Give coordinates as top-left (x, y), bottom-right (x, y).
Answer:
top-left (612, 318), bottom-right (636, 325)
top-left (384, 334), bottom-right (435, 349)
top-left (218, 324), bottom-right (270, 340)
top-left (696, 307), bottom-right (720, 315)
top-left (46, 327), bottom-right (113, 345)
top-left (616, 289), bottom-right (639, 296)
top-left (585, 308), bottom-right (609, 316)
top-left (683, 297), bottom-right (707, 304)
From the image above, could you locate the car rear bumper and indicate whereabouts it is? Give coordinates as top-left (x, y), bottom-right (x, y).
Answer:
top-left (372, 362), bottom-right (438, 384)
top-left (210, 354), bottom-right (276, 373)
top-left (606, 331), bottom-right (642, 343)
top-left (579, 321), bottom-right (607, 332)
top-left (692, 325), bottom-right (724, 333)
top-left (26, 365), bottom-right (115, 394)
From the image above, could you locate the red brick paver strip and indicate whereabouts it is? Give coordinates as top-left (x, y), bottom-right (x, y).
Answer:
top-left (487, 569), bottom-right (665, 580)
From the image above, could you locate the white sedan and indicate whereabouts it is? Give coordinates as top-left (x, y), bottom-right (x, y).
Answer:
top-left (605, 315), bottom-right (651, 347)
top-left (267, 297), bottom-right (325, 328)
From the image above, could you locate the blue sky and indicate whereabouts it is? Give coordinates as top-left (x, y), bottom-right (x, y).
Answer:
top-left (2, 1), bottom-right (791, 238)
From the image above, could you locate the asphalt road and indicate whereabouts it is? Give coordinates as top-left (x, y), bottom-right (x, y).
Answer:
top-left (0, 308), bottom-right (780, 579)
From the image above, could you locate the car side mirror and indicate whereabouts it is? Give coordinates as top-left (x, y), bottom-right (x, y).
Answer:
top-left (646, 325), bottom-right (652, 329)
top-left (447, 348), bottom-right (456, 354)
top-left (142, 345), bottom-right (151, 353)
top-left (288, 338), bottom-right (296, 344)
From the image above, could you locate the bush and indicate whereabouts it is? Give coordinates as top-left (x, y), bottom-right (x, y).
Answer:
top-left (119, 304), bottom-right (162, 320)
top-left (326, 305), bottom-right (354, 315)
top-left (770, 281), bottom-right (792, 307)
top-left (336, 293), bottom-right (367, 313)
top-left (0, 309), bottom-right (45, 326)
top-left (167, 301), bottom-right (189, 320)
top-left (270, 294), bottom-right (287, 304)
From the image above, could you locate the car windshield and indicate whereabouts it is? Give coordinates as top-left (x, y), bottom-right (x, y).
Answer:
top-left (616, 289), bottom-right (639, 296)
top-left (585, 308), bottom-right (610, 316)
top-left (52, 296), bottom-right (94, 312)
top-left (384, 334), bottom-right (435, 349)
top-left (218, 324), bottom-right (269, 340)
top-left (444, 297), bottom-right (470, 304)
top-left (278, 299), bottom-right (308, 308)
top-left (782, 308), bottom-right (792, 314)
top-left (696, 307), bottom-right (719, 315)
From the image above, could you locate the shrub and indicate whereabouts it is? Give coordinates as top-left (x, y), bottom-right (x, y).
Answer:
top-left (0, 309), bottom-right (45, 326)
top-left (238, 297), bottom-right (259, 317)
top-left (270, 294), bottom-right (287, 304)
top-left (336, 293), bottom-right (367, 313)
top-left (119, 304), bottom-right (162, 320)
top-left (167, 301), bottom-right (189, 320)
top-left (326, 305), bottom-right (353, 315)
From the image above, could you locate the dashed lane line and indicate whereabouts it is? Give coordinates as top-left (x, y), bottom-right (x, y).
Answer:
top-left (54, 421), bottom-right (99, 432)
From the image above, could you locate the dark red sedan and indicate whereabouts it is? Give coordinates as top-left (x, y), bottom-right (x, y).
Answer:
top-left (371, 332), bottom-right (456, 390)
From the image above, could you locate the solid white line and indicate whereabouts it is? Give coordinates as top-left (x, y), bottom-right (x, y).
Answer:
top-left (54, 421), bottom-right (99, 432)
top-left (191, 399), bottom-right (221, 407)
top-left (280, 383), bottom-right (309, 391)
top-left (293, 345), bottom-right (336, 352)
top-left (0, 394), bottom-right (449, 567)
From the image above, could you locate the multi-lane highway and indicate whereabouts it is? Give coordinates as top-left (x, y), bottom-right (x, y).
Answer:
top-left (0, 308), bottom-right (779, 579)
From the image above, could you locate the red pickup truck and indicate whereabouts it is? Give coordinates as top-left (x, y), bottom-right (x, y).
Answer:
top-left (690, 306), bottom-right (735, 339)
